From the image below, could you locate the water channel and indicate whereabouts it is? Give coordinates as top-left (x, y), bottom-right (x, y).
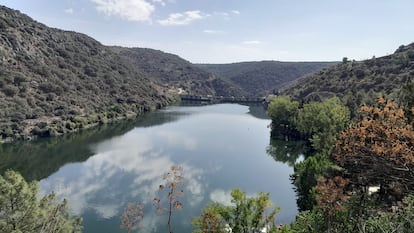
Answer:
top-left (0, 103), bottom-right (307, 233)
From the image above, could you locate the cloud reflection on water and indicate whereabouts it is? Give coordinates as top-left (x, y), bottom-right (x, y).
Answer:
top-left (40, 127), bottom-right (206, 231)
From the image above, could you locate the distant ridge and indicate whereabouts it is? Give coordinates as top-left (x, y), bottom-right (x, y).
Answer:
top-left (110, 47), bottom-right (247, 97)
top-left (198, 61), bottom-right (336, 97)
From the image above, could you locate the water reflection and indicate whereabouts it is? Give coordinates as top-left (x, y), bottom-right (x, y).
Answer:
top-left (2, 104), bottom-right (300, 233)
top-left (41, 128), bottom-right (205, 232)
top-left (266, 139), bottom-right (309, 167)
top-left (0, 111), bottom-right (185, 181)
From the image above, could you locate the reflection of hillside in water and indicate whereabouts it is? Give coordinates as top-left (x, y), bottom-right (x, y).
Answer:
top-left (247, 104), bottom-right (269, 120)
top-left (40, 128), bottom-right (205, 233)
top-left (267, 138), bottom-right (309, 167)
top-left (0, 111), bottom-right (185, 181)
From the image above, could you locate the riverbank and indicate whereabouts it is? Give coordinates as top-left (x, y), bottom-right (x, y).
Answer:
top-left (0, 98), bottom-right (175, 144)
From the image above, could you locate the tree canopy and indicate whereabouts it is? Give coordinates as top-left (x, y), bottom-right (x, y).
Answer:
top-left (332, 98), bottom-right (414, 200)
top-left (294, 97), bottom-right (350, 153)
top-left (192, 188), bottom-right (280, 233)
top-left (0, 170), bottom-right (82, 233)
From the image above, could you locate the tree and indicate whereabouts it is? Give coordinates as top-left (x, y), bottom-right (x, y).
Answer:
top-left (192, 188), bottom-right (280, 233)
top-left (268, 96), bottom-right (299, 128)
top-left (314, 176), bottom-right (349, 232)
top-left (0, 170), bottom-right (82, 233)
top-left (191, 202), bottom-right (229, 233)
top-left (292, 153), bottom-right (336, 211)
top-left (332, 98), bottom-right (414, 201)
top-left (294, 97), bottom-right (350, 153)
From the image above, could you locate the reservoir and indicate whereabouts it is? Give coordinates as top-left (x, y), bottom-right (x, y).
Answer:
top-left (0, 104), bottom-right (304, 233)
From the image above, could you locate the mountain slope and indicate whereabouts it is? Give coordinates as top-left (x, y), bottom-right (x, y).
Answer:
top-left (282, 44), bottom-right (414, 107)
top-left (0, 5), bottom-right (171, 141)
top-left (198, 61), bottom-right (336, 97)
top-left (111, 47), bottom-right (246, 97)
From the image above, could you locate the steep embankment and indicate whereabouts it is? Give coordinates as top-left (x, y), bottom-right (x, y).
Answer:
top-left (0, 6), bottom-right (172, 141)
top-left (111, 47), bottom-right (246, 97)
top-left (198, 61), bottom-right (335, 97)
top-left (282, 44), bottom-right (414, 108)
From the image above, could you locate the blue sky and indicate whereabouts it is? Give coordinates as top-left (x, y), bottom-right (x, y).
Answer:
top-left (1, 0), bottom-right (414, 63)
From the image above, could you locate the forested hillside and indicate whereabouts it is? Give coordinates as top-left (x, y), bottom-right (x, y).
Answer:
top-left (111, 47), bottom-right (246, 97)
top-left (0, 6), bottom-right (172, 141)
top-left (283, 43), bottom-right (414, 109)
top-left (198, 61), bottom-right (335, 97)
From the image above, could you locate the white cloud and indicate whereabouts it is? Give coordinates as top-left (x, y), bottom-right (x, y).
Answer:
top-left (242, 40), bottom-right (261, 45)
top-left (64, 8), bottom-right (74, 14)
top-left (158, 10), bottom-right (207, 26)
top-left (213, 10), bottom-right (240, 19)
top-left (90, 0), bottom-right (155, 21)
top-left (203, 29), bottom-right (225, 34)
top-left (92, 204), bottom-right (119, 219)
top-left (210, 189), bottom-right (234, 206)
top-left (231, 10), bottom-right (240, 15)
top-left (40, 129), bottom-right (206, 220)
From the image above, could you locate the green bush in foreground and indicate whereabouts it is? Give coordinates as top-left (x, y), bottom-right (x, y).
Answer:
top-left (0, 170), bottom-right (82, 233)
top-left (192, 188), bottom-right (281, 233)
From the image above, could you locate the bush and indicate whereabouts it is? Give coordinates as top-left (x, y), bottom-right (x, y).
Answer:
top-left (2, 85), bottom-right (19, 96)
top-left (0, 170), bottom-right (82, 233)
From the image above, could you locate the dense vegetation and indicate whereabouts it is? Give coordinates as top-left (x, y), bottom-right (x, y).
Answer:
top-left (198, 61), bottom-right (335, 97)
top-left (0, 5), bottom-right (175, 142)
top-left (192, 188), bottom-right (281, 233)
top-left (111, 47), bottom-right (246, 97)
top-left (282, 43), bottom-right (414, 115)
top-left (266, 95), bottom-right (414, 232)
top-left (0, 170), bottom-right (82, 233)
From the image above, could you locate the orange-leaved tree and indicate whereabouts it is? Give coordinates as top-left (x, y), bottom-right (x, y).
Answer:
top-left (332, 97), bottom-right (414, 200)
top-left (314, 176), bottom-right (349, 232)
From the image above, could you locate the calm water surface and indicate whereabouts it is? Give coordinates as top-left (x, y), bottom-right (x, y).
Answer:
top-left (0, 104), bottom-right (305, 233)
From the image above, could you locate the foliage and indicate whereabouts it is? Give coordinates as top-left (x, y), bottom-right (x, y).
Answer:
top-left (192, 202), bottom-right (229, 233)
top-left (314, 176), bottom-right (349, 231)
top-left (268, 96), bottom-right (300, 129)
top-left (399, 79), bottom-right (414, 120)
top-left (288, 209), bottom-right (326, 233)
top-left (153, 166), bottom-right (184, 233)
top-left (0, 6), bottom-right (175, 142)
top-left (0, 170), bottom-right (82, 233)
top-left (332, 98), bottom-right (414, 200)
top-left (192, 188), bottom-right (281, 233)
top-left (286, 194), bottom-right (414, 233)
top-left (292, 153), bottom-right (336, 211)
top-left (283, 43), bottom-right (414, 116)
top-left (358, 195), bottom-right (414, 233)
top-left (294, 97), bottom-right (350, 153)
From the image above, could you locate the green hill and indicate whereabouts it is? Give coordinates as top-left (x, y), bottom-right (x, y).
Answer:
top-left (0, 5), bottom-right (172, 141)
top-left (198, 61), bottom-right (335, 97)
top-left (282, 43), bottom-right (414, 111)
top-left (111, 47), bottom-right (246, 97)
